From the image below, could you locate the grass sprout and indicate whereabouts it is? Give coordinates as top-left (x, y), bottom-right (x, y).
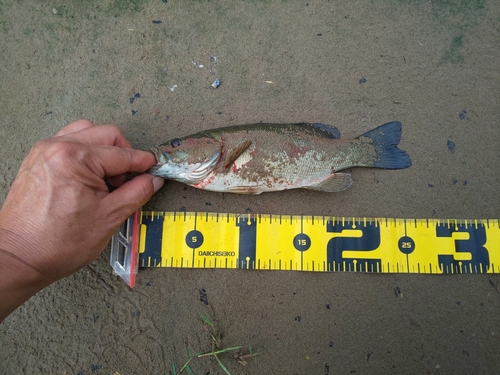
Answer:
top-left (171, 314), bottom-right (259, 374)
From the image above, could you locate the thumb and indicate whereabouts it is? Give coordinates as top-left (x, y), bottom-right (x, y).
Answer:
top-left (104, 174), bottom-right (164, 222)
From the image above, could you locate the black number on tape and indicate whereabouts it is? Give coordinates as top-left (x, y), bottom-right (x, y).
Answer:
top-left (186, 230), bottom-right (204, 249)
top-left (294, 233), bottom-right (311, 252)
top-left (139, 214), bottom-right (164, 267)
top-left (236, 217), bottom-right (257, 268)
top-left (326, 221), bottom-right (382, 272)
top-left (398, 236), bottom-right (416, 254)
top-left (436, 223), bottom-right (489, 273)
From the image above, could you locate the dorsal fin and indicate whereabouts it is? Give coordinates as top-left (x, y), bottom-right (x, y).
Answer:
top-left (309, 123), bottom-right (341, 139)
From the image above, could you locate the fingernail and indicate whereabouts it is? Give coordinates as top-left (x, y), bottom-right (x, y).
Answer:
top-left (152, 176), bottom-right (165, 192)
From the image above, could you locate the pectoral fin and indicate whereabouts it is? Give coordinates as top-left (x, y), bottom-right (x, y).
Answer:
top-left (306, 173), bottom-right (353, 192)
top-left (223, 140), bottom-right (253, 170)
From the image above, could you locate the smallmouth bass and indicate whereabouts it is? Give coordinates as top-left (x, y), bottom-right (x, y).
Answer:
top-left (148, 121), bottom-right (411, 194)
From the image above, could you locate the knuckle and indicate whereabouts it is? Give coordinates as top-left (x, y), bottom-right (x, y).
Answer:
top-left (103, 124), bottom-right (124, 138)
top-left (41, 141), bottom-right (86, 170)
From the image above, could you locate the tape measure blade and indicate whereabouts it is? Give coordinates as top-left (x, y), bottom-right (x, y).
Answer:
top-left (129, 211), bottom-right (500, 277)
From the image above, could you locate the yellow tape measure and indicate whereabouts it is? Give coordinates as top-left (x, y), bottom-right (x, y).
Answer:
top-left (110, 211), bottom-right (500, 287)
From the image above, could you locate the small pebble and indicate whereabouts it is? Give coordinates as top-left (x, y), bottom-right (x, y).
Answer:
top-left (447, 140), bottom-right (456, 153)
top-left (211, 79), bottom-right (221, 88)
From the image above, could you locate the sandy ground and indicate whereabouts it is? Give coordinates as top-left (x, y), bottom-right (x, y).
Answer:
top-left (1, 0), bottom-right (499, 374)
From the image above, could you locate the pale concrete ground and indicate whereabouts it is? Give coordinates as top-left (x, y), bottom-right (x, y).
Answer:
top-left (0, 1), bottom-right (499, 374)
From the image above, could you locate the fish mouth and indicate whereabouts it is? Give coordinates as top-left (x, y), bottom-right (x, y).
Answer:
top-left (148, 147), bottom-right (171, 171)
top-left (148, 149), bottom-right (221, 184)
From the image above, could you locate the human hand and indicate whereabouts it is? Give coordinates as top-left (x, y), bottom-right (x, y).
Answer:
top-left (0, 120), bottom-right (164, 320)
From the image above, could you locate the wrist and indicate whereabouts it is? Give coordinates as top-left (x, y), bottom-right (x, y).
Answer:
top-left (0, 227), bottom-right (53, 322)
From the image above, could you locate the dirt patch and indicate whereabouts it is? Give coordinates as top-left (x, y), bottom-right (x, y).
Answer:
top-left (1, 1), bottom-right (499, 374)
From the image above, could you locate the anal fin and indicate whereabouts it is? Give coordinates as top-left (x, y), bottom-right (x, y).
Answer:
top-left (305, 173), bottom-right (353, 192)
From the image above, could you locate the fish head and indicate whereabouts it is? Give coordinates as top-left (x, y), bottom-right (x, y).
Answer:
top-left (148, 135), bottom-right (221, 184)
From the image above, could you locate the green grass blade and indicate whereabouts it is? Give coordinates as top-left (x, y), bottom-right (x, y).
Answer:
top-left (179, 357), bottom-right (194, 373)
top-left (199, 314), bottom-right (214, 327)
top-left (185, 344), bottom-right (193, 358)
top-left (197, 345), bottom-right (244, 358)
top-left (171, 362), bottom-right (177, 375)
top-left (214, 354), bottom-right (232, 375)
top-left (212, 345), bottom-right (244, 355)
top-left (184, 366), bottom-right (194, 375)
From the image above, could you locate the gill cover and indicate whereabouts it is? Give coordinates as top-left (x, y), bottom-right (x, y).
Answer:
top-left (148, 135), bottom-right (221, 184)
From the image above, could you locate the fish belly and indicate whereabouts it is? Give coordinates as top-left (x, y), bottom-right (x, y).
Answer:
top-left (192, 171), bottom-right (328, 194)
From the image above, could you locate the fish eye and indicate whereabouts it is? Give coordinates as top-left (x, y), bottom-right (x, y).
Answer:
top-left (170, 138), bottom-right (182, 148)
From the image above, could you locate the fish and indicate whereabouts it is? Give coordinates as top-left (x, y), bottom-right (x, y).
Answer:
top-left (148, 121), bottom-right (412, 194)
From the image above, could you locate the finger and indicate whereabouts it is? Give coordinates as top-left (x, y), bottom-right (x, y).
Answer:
top-left (103, 174), bottom-right (164, 223)
top-left (86, 146), bottom-right (157, 177)
top-left (60, 124), bottom-right (133, 149)
top-left (55, 119), bottom-right (95, 137)
top-left (108, 173), bottom-right (128, 187)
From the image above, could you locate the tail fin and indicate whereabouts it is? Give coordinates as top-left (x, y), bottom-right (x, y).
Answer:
top-left (359, 121), bottom-right (412, 169)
